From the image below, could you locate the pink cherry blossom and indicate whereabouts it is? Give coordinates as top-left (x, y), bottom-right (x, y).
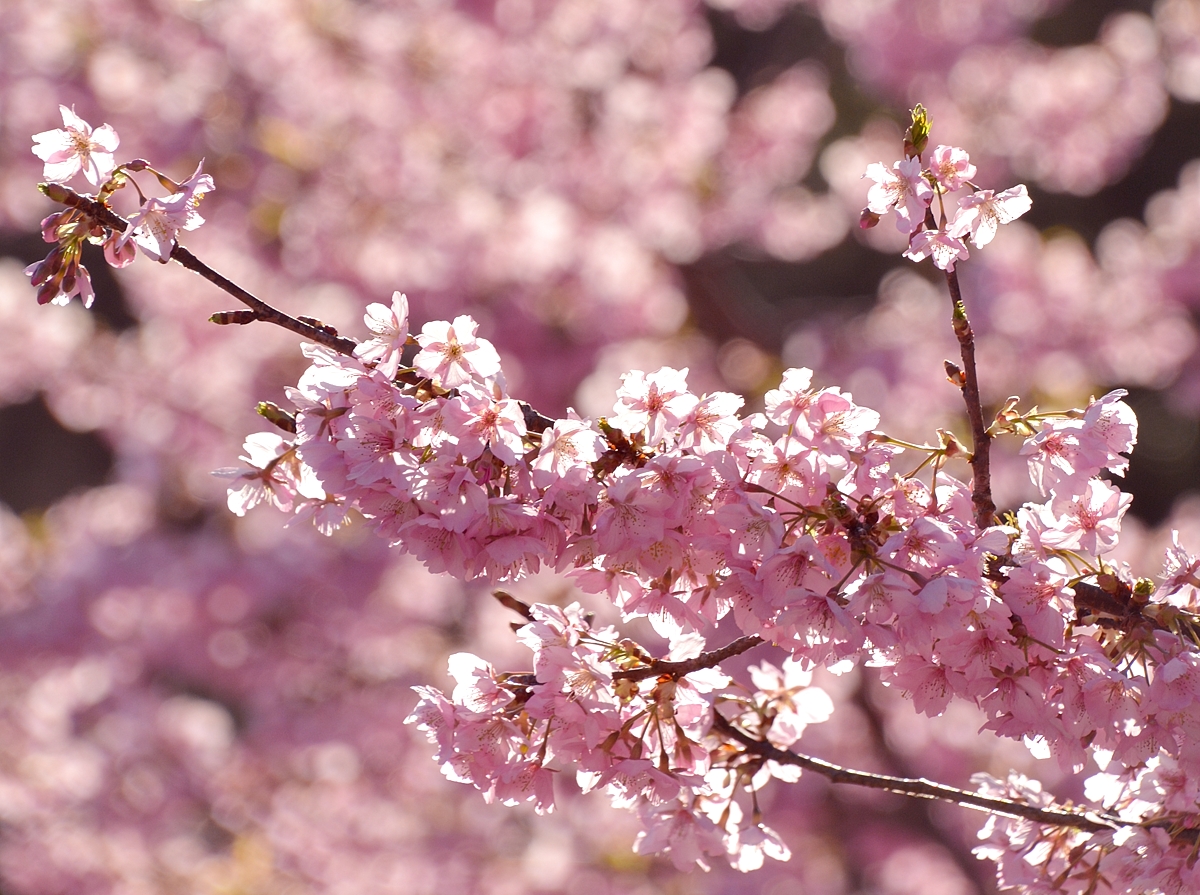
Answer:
top-left (929, 144), bottom-right (977, 191)
top-left (864, 157), bottom-right (934, 233)
top-left (447, 652), bottom-right (516, 714)
top-left (353, 291), bottom-right (410, 379)
top-left (1038, 478), bottom-right (1133, 556)
top-left (675, 391), bottom-right (745, 454)
top-left (903, 227), bottom-right (970, 270)
top-left (23, 47), bottom-right (1200, 891)
top-left (31, 105), bottom-right (119, 186)
top-left (531, 415), bottom-right (606, 487)
top-left (117, 161), bottom-right (215, 262)
top-left (949, 184), bottom-right (1033, 248)
top-left (413, 315), bottom-right (502, 388)
top-left (609, 367), bottom-right (699, 448)
top-left (1022, 391), bottom-right (1137, 496)
top-left (216, 431), bottom-right (324, 515)
top-left (762, 367), bottom-right (815, 428)
top-left (634, 799), bottom-right (729, 871)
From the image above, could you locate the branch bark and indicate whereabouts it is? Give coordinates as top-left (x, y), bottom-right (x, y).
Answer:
top-left (169, 245), bottom-right (360, 355)
top-left (711, 712), bottom-right (1121, 834)
top-left (49, 184), bottom-right (359, 355)
top-left (613, 634), bottom-right (764, 683)
top-left (45, 185), bottom-right (561, 432)
top-left (945, 268), bottom-right (995, 529)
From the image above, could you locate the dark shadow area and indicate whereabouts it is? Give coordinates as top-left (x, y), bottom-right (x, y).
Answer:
top-left (1121, 388), bottom-right (1200, 526)
top-left (707, 5), bottom-right (880, 172)
top-left (1029, 0), bottom-right (1156, 47)
top-left (0, 238), bottom-right (128, 515)
top-left (0, 395), bottom-right (113, 514)
top-left (684, 242), bottom-right (897, 351)
top-left (707, 6), bottom-right (835, 95)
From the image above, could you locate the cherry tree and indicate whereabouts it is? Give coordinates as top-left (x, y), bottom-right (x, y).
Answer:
top-left (24, 95), bottom-right (1200, 895)
top-left (9, 3), bottom-right (1200, 894)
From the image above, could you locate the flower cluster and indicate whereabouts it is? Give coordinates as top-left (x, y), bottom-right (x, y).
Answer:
top-left (25, 96), bottom-right (1200, 893)
top-left (862, 108), bottom-right (1032, 271)
top-left (205, 277), bottom-right (1200, 885)
top-left (24, 110), bottom-right (214, 306)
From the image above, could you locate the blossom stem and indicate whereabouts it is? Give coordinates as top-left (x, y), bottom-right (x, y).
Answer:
top-left (613, 634), bottom-right (764, 683)
top-left (944, 269), bottom-right (995, 528)
top-left (711, 713), bottom-right (1122, 833)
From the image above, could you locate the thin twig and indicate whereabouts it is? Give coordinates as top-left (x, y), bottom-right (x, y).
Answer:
top-left (43, 185), bottom-right (560, 432)
top-left (614, 634), bottom-right (763, 683)
top-left (47, 184), bottom-right (358, 355)
top-left (711, 712), bottom-right (1121, 833)
top-left (169, 246), bottom-right (360, 355)
top-left (944, 268), bottom-right (995, 528)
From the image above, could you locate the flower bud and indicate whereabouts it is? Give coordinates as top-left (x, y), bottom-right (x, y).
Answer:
top-left (40, 210), bottom-right (68, 242)
top-left (994, 396), bottom-right (1022, 425)
top-left (256, 401), bottom-right (298, 434)
top-left (38, 181), bottom-right (74, 203)
top-left (937, 428), bottom-right (966, 458)
top-left (904, 104), bottom-right (930, 159)
top-left (36, 279), bottom-right (61, 305)
top-left (210, 309), bottom-right (259, 325)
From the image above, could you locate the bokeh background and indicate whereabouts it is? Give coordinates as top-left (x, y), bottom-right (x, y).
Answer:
top-left (2, 0), bottom-right (1200, 892)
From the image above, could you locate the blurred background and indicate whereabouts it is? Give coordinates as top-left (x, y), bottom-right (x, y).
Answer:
top-left (2, 0), bottom-right (1200, 892)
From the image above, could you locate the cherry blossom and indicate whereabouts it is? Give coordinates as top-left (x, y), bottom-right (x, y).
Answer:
top-left (17, 38), bottom-right (1200, 888)
top-left (950, 185), bottom-right (1034, 248)
top-left (413, 315), bottom-right (502, 389)
top-left (864, 157), bottom-right (934, 233)
top-left (31, 105), bottom-right (119, 186)
top-left (117, 161), bottom-right (215, 262)
top-left (929, 144), bottom-right (977, 192)
top-left (353, 291), bottom-right (410, 379)
top-left (904, 227), bottom-right (970, 271)
top-left (609, 366), bottom-right (699, 448)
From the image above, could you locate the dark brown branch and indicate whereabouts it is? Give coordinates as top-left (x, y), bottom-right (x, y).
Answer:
top-left (169, 246), bottom-right (360, 355)
top-left (45, 184), bottom-right (359, 355)
top-left (850, 670), bottom-right (993, 891)
top-left (711, 712), bottom-right (1121, 834)
top-left (614, 634), bottom-right (763, 683)
top-left (945, 269), bottom-right (995, 529)
top-left (45, 184), bottom-right (561, 431)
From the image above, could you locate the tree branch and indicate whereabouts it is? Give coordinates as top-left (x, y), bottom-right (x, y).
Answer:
top-left (613, 634), bottom-right (763, 683)
top-left (44, 184), bottom-right (561, 432)
top-left (47, 183), bottom-right (359, 355)
top-left (169, 245), bottom-right (360, 355)
top-left (711, 712), bottom-right (1121, 834)
top-left (945, 268), bottom-right (995, 529)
